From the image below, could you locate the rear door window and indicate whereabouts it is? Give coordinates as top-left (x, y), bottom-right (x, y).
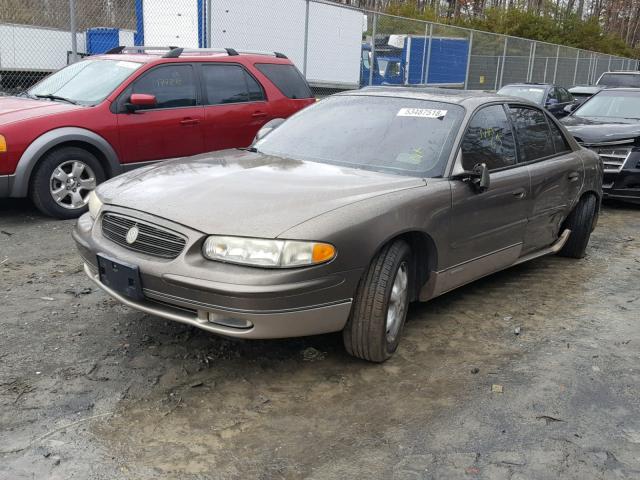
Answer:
top-left (461, 105), bottom-right (517, 171)
top-left (255, 63), bottom-right (313, 99)
top-left (509, 106), bottom-right (556, 162)
top-left (202, 64), bottom-right (265, 105)
top-left (547, 117), bottom-right (571, 153)
top-left (131, 65), bottom-right (197, 109)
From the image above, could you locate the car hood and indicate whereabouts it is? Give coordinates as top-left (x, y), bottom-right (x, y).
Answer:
top-left (0, 96), bottom-right (82, 125)
top-left (98, 150), bottom-right (426, 238)
top-left (562, 115), bottom-right (640, 144)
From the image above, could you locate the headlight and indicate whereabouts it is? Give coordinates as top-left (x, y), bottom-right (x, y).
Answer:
top-left (88, 190), bottom-right (103, 219)
top-left (202, 236), bottom-right (336, 268)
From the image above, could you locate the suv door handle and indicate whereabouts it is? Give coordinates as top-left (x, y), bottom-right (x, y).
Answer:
top-left (511, 188), bottom-right (526, 199)
top-left (180, 118), bottom-right (200, 126)
top-left (252, 111), bottom-right (267, 118)
top-left (568, 171), bottom-right (580, 182)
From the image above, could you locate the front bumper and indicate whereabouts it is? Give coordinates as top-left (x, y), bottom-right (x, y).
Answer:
top-left (603, 168), bottom-right (640, 203)
top-left (73, 208), bottom-right (361, 339)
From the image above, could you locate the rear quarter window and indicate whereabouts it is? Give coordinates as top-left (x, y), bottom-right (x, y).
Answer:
top-left (255, 63), bottom-right (313, 99)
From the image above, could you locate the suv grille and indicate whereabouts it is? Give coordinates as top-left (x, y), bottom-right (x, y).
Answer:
top-left (592, 146), bottom-right (632, 173)
top-left (101, 213), bottom-right (187, 259)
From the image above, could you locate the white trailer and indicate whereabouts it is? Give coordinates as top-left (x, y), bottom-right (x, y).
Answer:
top-left (2, 0), bottom-right (366, 91)
top-left (0, 23), bottom-right (86, 72)
top-left (140, 0), bottom-right (366, 90)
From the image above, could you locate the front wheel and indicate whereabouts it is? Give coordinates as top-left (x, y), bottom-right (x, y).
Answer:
top-left (343, 240), bottom-right (412, 362)
top-left (30, 147), bottom-right (106, 219)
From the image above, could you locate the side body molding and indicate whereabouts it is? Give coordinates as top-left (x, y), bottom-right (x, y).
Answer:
top-left (9, 127), bottom-right (122, 197)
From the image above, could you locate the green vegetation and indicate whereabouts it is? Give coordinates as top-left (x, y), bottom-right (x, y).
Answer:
top-left (378, 3), bottom-right (639, 58)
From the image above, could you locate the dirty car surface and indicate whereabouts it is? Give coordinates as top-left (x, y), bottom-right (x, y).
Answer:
top-left (73, 87), bottom-right (603, 362)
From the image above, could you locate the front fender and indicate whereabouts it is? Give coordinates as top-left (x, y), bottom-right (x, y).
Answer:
top-left (9, 127), bottom-right (121, 197)
top-left (278, 180), bottom-right (450, 277)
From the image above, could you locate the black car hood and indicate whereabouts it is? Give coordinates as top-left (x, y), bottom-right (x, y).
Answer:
top-left (562, 116), bottom-right (640, 144)
top-left (97, 150), bottom-right (425, 238)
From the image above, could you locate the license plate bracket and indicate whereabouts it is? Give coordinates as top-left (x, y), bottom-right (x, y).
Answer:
top-left (97, 254), bottom-right (144, 301)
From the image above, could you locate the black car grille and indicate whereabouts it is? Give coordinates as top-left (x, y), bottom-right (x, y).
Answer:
top-left (594, 146), bottom-right (631, 172)
top-left (101, 213), bottom-right (187, 259)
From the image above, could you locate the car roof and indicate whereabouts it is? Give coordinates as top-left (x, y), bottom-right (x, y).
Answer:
top-left (92, 48), bottom-right (290, 65)
top-left (343, 86), bottom-right (535, 108)
top-left (600, 71), bottom-right (640, 75)
top-left (593, 87), bottom-right (640, 93)
top-left (500, 82), bottom-right (551, 87)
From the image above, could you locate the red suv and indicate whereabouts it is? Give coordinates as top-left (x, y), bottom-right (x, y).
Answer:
top-left (0, 47), bottom-right (315, 218)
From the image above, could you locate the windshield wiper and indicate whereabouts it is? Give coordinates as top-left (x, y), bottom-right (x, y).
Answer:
top-left (35, 94), bottom-right (77, 105)
top-left (238, 146), bottom-right (259, 153)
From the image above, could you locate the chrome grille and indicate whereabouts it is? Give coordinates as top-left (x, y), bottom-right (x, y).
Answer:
top-left (101, 213), bottom-right (187, 259)
top-left (593, 146), bottom-right (631, 173)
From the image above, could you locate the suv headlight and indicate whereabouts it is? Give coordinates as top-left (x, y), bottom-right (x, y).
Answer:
top-left (202, 236), bottom-right (336, 268)
top-left (88, 190), bottom-right (103, 219)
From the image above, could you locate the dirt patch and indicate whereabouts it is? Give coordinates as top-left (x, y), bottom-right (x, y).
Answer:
top-left (1, 198), bottom-right (639, 479)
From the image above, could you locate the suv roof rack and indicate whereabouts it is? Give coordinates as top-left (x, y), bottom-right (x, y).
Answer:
top-left (103, 46), bottom-right (288, 59)
top-left (162, 47), bottom-right (288, 59)
top-left (104, 46), bottom-right (179, 55)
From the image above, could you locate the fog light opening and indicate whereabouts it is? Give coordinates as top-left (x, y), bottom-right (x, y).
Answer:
top-left (207, 313), bottom-right (253, 329)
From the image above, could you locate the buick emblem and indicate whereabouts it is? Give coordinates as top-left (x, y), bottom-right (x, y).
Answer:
top-left (126, 225), bottom-right (140, 244)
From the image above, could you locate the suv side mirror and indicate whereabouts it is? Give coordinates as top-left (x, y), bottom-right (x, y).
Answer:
top-left (126, 93), bottom-right (156, 112)
top-left (253, 118), bottom-right (285, 143)
top-left (564, 103), bottom-right (578, 114)
top-left (454, 163), bottom-right (490, 193)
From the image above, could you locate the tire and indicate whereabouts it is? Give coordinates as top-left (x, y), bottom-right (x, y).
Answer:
top-left (343, 240), bottom-right (412, 362)
top-left (30, 147), bottom-right (106, 219)
top-left (558, 194), bottom-right (597, 259)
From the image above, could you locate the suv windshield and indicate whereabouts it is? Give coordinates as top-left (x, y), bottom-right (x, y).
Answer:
top-left (573, 90), bottom-right (640, 120)
top-left (28, 59), bottom-right (142, 106)
top-left (497, 85), bottom-right (545, 104)
top-left (597, 73), bottom-right (640, 87)
top-left (256, 95), bottom-right (464, 177)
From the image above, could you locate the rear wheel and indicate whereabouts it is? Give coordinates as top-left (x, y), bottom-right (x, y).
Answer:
top-left (558, 194), bottom-right (598, 259)
top-left (30, 147), bottom-right (105, 219)
top-left (343, 240), bottom-right (411, 362)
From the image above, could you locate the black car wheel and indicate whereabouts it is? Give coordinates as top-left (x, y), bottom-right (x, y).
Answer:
top-left (343, 239), bottom-right (411, 362)
top-left (558, 194), bottom-right (598, 259)
top-left (30, 147), bottom-right (106, 219)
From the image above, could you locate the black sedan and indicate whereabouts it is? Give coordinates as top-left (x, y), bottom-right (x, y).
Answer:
top-left (497, 83), bottom-right (578, 118)
top-left (562, 88), bottom-right (640, 204)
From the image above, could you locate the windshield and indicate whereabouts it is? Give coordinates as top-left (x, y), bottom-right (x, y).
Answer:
top-left (256, 95), bottom-right (464, 177)
top-left (573, 90), bottom-right (640, 120)
top-left (497, 85), bottom-right (545, 104)
top-left (597, 73), bottom-right (640, 87)
top-left (28, 59), bottom-right (142, 105)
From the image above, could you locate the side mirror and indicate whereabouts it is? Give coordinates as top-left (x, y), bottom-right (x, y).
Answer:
top-left (126, 93), bottom-right (156, 112)
top-left (253, 118), bottom-right (284, 143)
top-left (454, 163), bottom-right (490, 193)
top-left (564, 103), bottom-right (578, 114)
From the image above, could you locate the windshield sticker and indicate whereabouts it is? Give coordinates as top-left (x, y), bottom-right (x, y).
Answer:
top-left (116, 61), bottom-right (140, 69)
top-left (397, 108), bottom-right (447, 119)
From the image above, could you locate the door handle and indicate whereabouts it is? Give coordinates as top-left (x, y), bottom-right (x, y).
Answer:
top-left (180, 118), bottom-right (200, 126)
top-left (568, 171), bottom-right (580, 182)
top-left (252, 111), bottom-right (267, 118)
top-left (511, 188), bottom-right (526, 199)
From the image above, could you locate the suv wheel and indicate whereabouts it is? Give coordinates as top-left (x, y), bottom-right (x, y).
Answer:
top-left (558, 194), bottom-right (598, 259)
top-left (343, 240), bottom-right (411, 362)
top-left (30, 147), bottom-right (105, 219)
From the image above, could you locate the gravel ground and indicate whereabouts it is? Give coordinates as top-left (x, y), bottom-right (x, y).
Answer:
top-left (1, 199), bottom-right (639, 480)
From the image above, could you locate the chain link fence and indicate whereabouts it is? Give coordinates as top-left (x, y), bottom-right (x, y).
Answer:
top-left (1, 0), bottom-right (638, 96)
